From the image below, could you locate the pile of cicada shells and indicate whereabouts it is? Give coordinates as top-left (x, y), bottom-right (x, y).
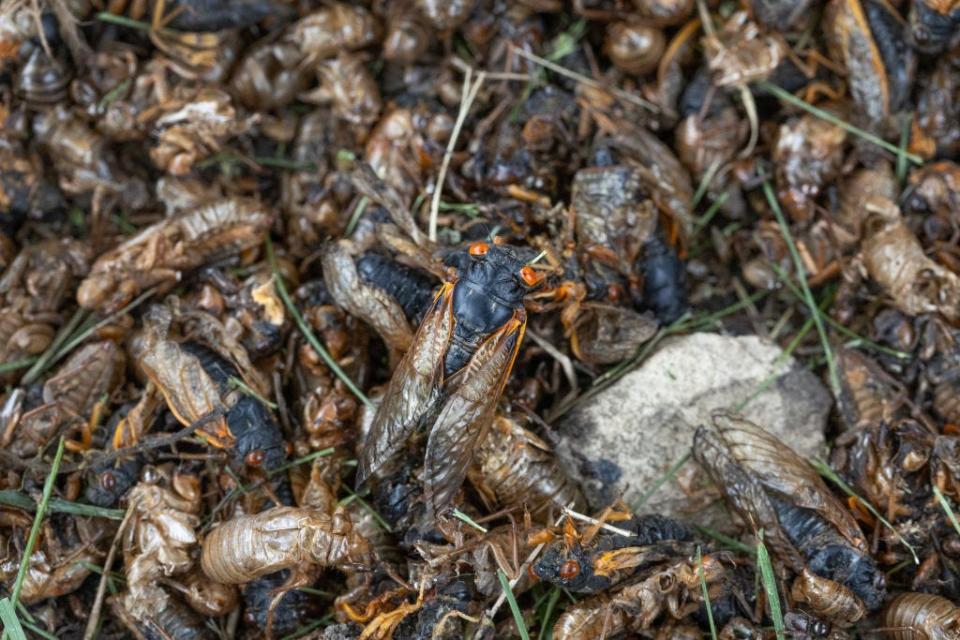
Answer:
top-left (1, 0), bottom-right (960, 638)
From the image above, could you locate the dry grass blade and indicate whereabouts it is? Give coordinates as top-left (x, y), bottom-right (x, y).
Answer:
top-left (562, 506), bottom-right (633, 537)
top-left (266, 239), bottom-right (373, 409)
top-left (498, 569), bottom-right (530, 640)
top-left (82, 501), bottom-right (136, 640)
top-left (811, 457), bottom-right (919, 564)
top-left (430, 69), bottom-right (487, 242)
top-left (511, 46), bottom-right (658, 113)
top-left (762, 181), bottom-right (840, 394)
top-left (756, 531), bottom-right (785, 640)
top-left (697, 546), bottom-right (718, 640)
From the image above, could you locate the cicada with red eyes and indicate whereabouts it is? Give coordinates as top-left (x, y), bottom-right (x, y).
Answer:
top-left (357, 238), bottom-right (545, 523)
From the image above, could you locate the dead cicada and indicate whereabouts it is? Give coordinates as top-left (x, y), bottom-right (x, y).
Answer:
top-left (693, 412), bottom-right (886, 625)
top-left (357, 238), bottom-right (544, 524)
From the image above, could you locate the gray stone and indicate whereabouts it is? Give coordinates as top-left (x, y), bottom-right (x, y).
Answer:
top-left (554, 332), bottom-right (831, 519)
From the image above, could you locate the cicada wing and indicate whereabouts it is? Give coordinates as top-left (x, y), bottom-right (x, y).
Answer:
top-left (693, 425), bottom-right (806, 572)
top-left (356, 283), bottom-right (454, 488)
top-left (423, 312), bottom-right (526, 517)
top-left (135, 321), bottom-right (232, 447)
top-left (322, 240), bottom-right (415, 359)
top-left (351, 163), bottom-right (429, 247)
top-left (710, 412), bottom-right (868, 551)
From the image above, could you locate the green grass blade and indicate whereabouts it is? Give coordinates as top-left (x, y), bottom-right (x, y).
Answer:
top-left (266, 239), bottom-right (373, 408)
top-left (452, 508), bottom-right (488, 533)
top-left (697, 546), bottom-right (719, 640)
top-left (21, 309), bottom-right (89, 385)
top-left (633, 452), bottom-right (690, 509)
top-left (0, 491), bottom-right (124, 520)
top-left (769, 264), bottom-right (910, 360)
top-left (896, 115), bottom-right (911, 185)
top-left (537, 587), bottom-right (561, 640)
top-left (0, 598), bottom-right (27, 640)
top-left (756, 531), bottom-right (785, 640)
top-left (266, 448), bottom-right (335, 477)
top-left (811, 458), bottom-right (919, 564)
top-left (759, 82), bottom-right (922, 165)
top-left (338, 487), bottom-right (391, 532)
top-left (693, 525), bottom-right (755, 555)
top-left (498, 569), bottom-right (530, 640)
top-left (762, 181), bottom-right (839, 394)
top-left (693, 192), bottom-right (729, 237)
top-left (0, 358), bottom-right (38, 375)
top-left (10, 438), bottom-right (66, 607)
top-left (933, 485), bottom-right (960, 539)
top-left (228, 376), bottom-right (278, 409)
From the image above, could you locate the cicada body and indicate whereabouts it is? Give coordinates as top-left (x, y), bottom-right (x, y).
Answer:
top-left (358, 239), bottom-right (542, 521)
top-left (693, 413), bottom-right (886, 620)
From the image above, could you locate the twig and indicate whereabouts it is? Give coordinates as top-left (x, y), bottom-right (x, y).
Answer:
top-left (526, 330), bottom-right (578, 396)
top-left (451, 57), bottom-right (535, 81)
top-left (82, 500), bottom-right (136, 640)
top-left (430, 69), bottom-right (487, 242)
top-left (511, 46), bottom-right (658, 113)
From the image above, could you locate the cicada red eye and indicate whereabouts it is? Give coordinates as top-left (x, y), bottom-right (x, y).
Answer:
top-left (100, 471), bottom-right (116, 491)
top-left (607, 283), bottom-right (624, 302)
top-left (559, 559), bottom-right (580, 580)
top-left (520, 266), bottom-right (543, 287)
top-left (245, 450), bottom-right (266, 467)
top-left (469, 241), bottom-right (489, 256)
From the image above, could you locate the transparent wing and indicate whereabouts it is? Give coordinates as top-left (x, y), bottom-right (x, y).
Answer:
top-left (711, 412), bottom-right (867, 551)
top-left (423, 311), bottom-right (526, 517)
top-left (356, 283), bottom-right (453, 488)
top-left (693, 424), bottom-right (806, 572)
top-left (322, 240), bottom-right (415, 359)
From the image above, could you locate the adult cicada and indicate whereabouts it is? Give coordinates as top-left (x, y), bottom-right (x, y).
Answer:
top-left (356, 238), bottom-right (544, 522)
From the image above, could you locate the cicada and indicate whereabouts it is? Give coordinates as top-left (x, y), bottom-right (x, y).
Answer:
top-left (693, 412), bottom-right (886, 622)
top-left (532, 512), bottom-right (696, 594)
top-left (357, 238), bottom-right (543, 521)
